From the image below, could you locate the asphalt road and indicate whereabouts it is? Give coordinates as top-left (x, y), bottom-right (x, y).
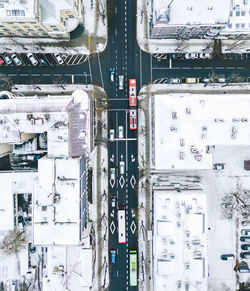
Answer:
top-left (0, 1), bottom-right (250, 291)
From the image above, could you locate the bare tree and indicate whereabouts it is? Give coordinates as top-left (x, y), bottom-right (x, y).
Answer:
top-left (0, 229), bottom-right (26, 255)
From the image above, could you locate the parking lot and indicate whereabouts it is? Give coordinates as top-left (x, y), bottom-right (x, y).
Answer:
top-left (0, 52), bottom-right (89, 67)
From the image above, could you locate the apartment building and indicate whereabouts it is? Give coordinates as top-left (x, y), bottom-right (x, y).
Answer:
top-left (150, 0), bottom-right (250, 40)
top-left (0, 0), bottom-right (82, 39)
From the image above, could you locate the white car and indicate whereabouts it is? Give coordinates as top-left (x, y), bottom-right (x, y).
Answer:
top-left (27, 53), bottom-right (38, 66)
top-left (54, 53), bottom-right (64, 65)
top-left (120, 161), bottom-right (125, 175)
top-left (118, 75), bottom-right (124, 90)
top-left (199, 53), bottom-right (212, 59)
top-left (110, 168), bottom-right (115, 180)
top-left (11, 54), bottom-right (22, 66)
top-left (3, 53), bottom-right (12, 65)
top-left (118, 126), bottom-right (123, 139)
top-left (185, 53), bottom-right (199, 59)
top-left (109, 129), bottom-right (115, 141)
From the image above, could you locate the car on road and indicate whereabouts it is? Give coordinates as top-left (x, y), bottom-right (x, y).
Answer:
top-left (0, 57), bottom-right (4, 65)
top-left (11, 53), bottom-right (22, 66)
top-left (27, 53), bottom-right (38, 66)
top-left (242, 229), bottom-right (250, 236)
top-left (221, 203), bottom-right (232, 210)
top-left (111, 196), bottom-right (116, 208)
top-left (118, 75), bottom-right (124, 90)
top-left (240, 236), bottom-right (250, 242)
top-left (185, 52), bottom-right (199, 59)
top-left (120, 161), bottom-right (125, 175)
top-left (241, 244), bottom-right (250, 250)
top-left (221, 254), bottom-right (235, 260)
top-left (109, 129), bottom-right (115, 141)
top-left (129, 110), bottom-right (137, 130)
top-left (118, 126), bottom-right (123, 138)
top-left (240, 252), bottom-right (250, 259)
top-left (168, 78), bottom-right (181, 84)
top-left (200, 78), bottom-right (210, 83)
top-left (110, 68), bottom-right (115, 82)
top-left (110, 250), bottom-right (116, 263)
top-left (54, 53), bottom-right (64, 65)
top-left (199, 53), bottom-right (212, 59)
top-left (110, 168), bottom-right (115, 180)
top-left (3, 53), bottom-right (12, 65)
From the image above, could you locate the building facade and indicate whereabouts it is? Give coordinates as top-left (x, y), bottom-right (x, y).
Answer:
top-left (0, 0), bottom-right (82, 39)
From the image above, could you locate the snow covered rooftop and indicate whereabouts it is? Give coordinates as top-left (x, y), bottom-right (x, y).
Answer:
top-left (33, 158), bottom-right (82, 246)
top-left (152, 0), bottom-right (230, 25)
top-left (153, 93), bottom-right (250, 170)
top-left (0, 90), bottom-right (91, 158)
top-left (40, 0), bottom-right (77, 25)
top-left (42, 246), bottom-right (92, 291)
top-left (0, 172), bottom-right (37, 231)
top-left (153, 189), bottom-right (207, 291)
top-left (0, 0), bottom-right (36, 22)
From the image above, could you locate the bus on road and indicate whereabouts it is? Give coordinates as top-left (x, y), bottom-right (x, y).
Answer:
top-left (129, 250), bottom-right (137, 286)
top-left (129, 79), bottom-right (137, 106)
top-left (118, 208), bottom-right (126, 243)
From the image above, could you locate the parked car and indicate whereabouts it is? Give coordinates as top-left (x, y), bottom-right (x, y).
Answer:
top-left (0, 57), bottom-right (4, 65)
top-left (111, 196), bottom-right (116, 208)
top-left (54, 53), bottom-right (64, 65)
top-left (199, 53), bottom-right (212, 59)
top-left (11, 53), bottom-right (22, 66)
top-left (221, 203), bottom-right (233, 210)
top-left (129, 110), bottom-right (137, 130)
top-left (185, 78), bottom-right (199, 84)
top-left (28, 242), bottom-right (36, 253)
top-left (185, 52), bottom-right (199, 59)
top-left (109, 129), bottom-right (115, 141)
top-left (169, 53), bottom-right (183, 59)
top-left (242, 221), bottom-right (250, 226)
top-left (110, 250), bottom-right (116, 263)
top-left (213, 163), bottom-right (225, 170)
top-left (27, 53), bottom-right (38, 66)
top-left (241, 244), bottom-right (250, 250)
top-left (110, 68), bottom-right (115, 82)
top-left (3, 53), bottom-right (12, 65)
top-left (242, 229), bottom-right (250, 236)
top-left (40, 58), bottom-right (47, 66)
top-left (200, 78), bottom-right (210, 83)
top-left (120, 161), bottom-right (125, 175)
top-left (110, 168), bottom-right (115, 180)
top-left (168, 78), bottom-right (181, 84)
top-left (221, 254), bottom-right (235, 260)
top-left (214, 118), bottom-right (224, 123)
top-left (240, 236), bottom-right (250, 242)
top-left (240, 252), bottom-right (250, 259)
top-left (118, 126), bottom-right (123, 138)
top-left (118, 75), bottom-right (124, 90)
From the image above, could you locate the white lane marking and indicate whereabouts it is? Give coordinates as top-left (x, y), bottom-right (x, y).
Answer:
top-left (215, 67), bottom-right (224, 69)
top-left (115, 7), bottom-right (117, 14)
top-left (115, 29), bottom-right (117, 36)
top-left (31, 74), bottom-right (40, 76)
top-left (8, 74), bottom-right (17, 76)
top-left (88, 56), bottom-right (93, 83)
top-left (150, 54), bottom-right (153, 83)
top-left (42, 74), bottom-right (51, 76)
top-left (169, 58), bottom-right (172, 69)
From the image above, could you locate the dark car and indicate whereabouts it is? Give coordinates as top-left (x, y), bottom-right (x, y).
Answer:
top-left (240, 252), bottom-right (250, 259)
top-left (241, 244), bottom-right (250, 250)
top-left (240, 236), bottom-right (250, 242)
top-left (110, 250), bottom-right (116, 263)
top-left (221, 254), bottom-right (235, 260)
top-left (169, 53), bottom-right (183, 59)
top-left (28, 242), bottom-right (36, 253)
top-left (241, 229), bottom-right (250, 236)
top-left (40, 59), bottom-right (47, 66)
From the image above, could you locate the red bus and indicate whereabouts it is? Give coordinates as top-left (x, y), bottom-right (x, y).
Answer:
top-left (129, 79), bottom-right (137, 107)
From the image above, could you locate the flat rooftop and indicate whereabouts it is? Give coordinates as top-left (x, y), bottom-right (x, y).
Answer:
top-left (153, 93), bottom-right (250, 170)
top-left (152, 0), bottom-right (230, 25)
top-left (33, 158), bottom-right (81, 246)
top-left (153, 189), bottom-right (207, 291)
